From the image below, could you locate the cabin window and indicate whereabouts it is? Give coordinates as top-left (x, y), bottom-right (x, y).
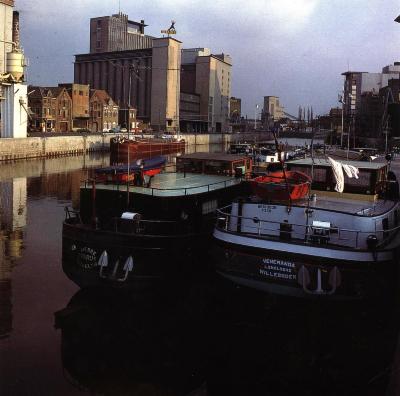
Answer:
top-left (280, 220), bottom-right (292, 240)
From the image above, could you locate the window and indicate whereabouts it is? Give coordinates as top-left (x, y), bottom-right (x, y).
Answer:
top-left (280, 221), bottom-right (292, 240)
top-left (79, 90), bottom-right (83, 96)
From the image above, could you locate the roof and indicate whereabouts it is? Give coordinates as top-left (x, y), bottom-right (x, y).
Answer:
top-left (28, 86), bottom-right (71, 100)
top-left (287, 158), bottom-right (387, 170)
top-left (178, 152), bottom-right (249, 162)
top-left (90, 89), bottom-right (115, 105)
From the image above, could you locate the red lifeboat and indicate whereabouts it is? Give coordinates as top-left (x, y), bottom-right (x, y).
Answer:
top-left (250, 171), bottom-right (311, 201)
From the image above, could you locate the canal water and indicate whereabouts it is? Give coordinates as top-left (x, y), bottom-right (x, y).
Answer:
top-left (0, 147), bottom-right (399, 395)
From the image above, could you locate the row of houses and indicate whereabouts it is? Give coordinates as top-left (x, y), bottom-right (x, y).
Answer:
top-left (28, 83), bottom-right (137, 133)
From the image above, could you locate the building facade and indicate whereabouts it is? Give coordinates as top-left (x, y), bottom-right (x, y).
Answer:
top-left (74, 48), bottom-right (152, 123)
top-left (230, 97), bottom-right (241, 122)
top-left (59, 83), bottom-right (90, 131)
top-left (53, 87), bottom-right (72, 132)
top-left (342, 63), bottom-right (400, 144)
top-left (150, 37), bottom-right (181, 132)
top-left (263, 96), bottom-right (284, 123)
top-left (90, 13), bottom-right (153, 53)
top-left (28, 87), bottom-right (57, 132)
top-left (28, 86), bottom-right (73, 132)
top-left (0, 0), bottom-right (14, 75)
top-left (89, 89), bottom-right (119, 132)
top-left (181, 48), bottom-right (232, 133)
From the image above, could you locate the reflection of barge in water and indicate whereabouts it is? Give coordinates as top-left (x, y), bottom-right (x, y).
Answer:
top-left (62, 153), bottom-right (252, 288)
top-left (110, 136), bottom-right (185, 164)
top-left (214, 158), bottom-right (400, 299)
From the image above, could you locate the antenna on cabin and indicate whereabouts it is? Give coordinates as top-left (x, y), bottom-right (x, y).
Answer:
top-left (161, 20), bottom-right (177, 37)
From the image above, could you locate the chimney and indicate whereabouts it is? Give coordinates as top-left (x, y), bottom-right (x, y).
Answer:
top-left (12, 11), bottom-right (20, 50)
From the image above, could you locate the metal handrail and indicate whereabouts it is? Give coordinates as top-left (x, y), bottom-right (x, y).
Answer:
top-left (216, 206), bottom-right (400, 249)
top-left (84, 176), bottom-right (242, 195)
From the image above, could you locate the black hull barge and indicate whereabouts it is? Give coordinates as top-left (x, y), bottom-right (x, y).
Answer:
top-left (213, 158), bottom-right (400, 300)
top-left (62, 153), bottom-right (252, 289)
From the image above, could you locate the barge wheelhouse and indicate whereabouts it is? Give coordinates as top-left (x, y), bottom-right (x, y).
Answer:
top-left (62, 153), bottom-right (252, 288)
top-left (213, 158), bottom-right (400, 299)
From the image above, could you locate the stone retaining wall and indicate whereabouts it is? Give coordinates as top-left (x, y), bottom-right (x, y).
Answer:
top-left (0, 135), bottom-right (113, 161)
top-left (0, 132), bottom-right (273, 162)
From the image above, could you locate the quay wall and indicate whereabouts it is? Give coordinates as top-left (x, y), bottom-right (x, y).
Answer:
top-left (0, 135), bottom-right (112, 161)
top-left (0, 132), bottom-right (273, 162)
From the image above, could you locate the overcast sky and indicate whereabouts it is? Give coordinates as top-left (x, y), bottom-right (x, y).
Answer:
top-left (17, 0), bottom-right (400, 117)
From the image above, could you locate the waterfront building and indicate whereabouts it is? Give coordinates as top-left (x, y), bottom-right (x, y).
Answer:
top-left (89, 89), bottom-right (119, 132)
top-left (181, 48), bottom-right (232, 133)
top-left (28, 86), bottom-right (72, 132)
top-left (28, 86), bottom-right (57, 132)
top-left (0, 1), bottom-right (28, 138)
top-left (74, 13), bottom-right (181, 132)
top-left (53, 87), bottom-right (72, 133)
top-left (58, 83), bottom-right (90, 131)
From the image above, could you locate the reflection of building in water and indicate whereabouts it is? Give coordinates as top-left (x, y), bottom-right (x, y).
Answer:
top-left (27, 170), bottom-right (86, 207)
top-left (0, 177), bottom-right (27, 230)
top-left (0, 178), bottom-right (26, 338)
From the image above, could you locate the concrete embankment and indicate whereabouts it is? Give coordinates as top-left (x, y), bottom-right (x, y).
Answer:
top-left (0, 132), bottom-right (273, 162)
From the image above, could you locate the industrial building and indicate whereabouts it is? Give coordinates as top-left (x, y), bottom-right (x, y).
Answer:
top-left (180, 48), bottom-right (232, 133)
top-left (74, 13), bottom-right (181, 132)
top-left (0, 0), bottom-right (28, 138)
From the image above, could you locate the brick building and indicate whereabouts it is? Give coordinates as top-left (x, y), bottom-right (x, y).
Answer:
top-left (59, 83), bottom-right (90, 131)
top-left (53, 87), bottom-right (72, 132)
top-left (28, 87), bottom-right (57, 132)
top-left (89, 89), bottom-right (119, 132)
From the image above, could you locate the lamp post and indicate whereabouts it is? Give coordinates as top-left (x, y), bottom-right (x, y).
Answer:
top-left (254, 104), bottom-right (259, 130)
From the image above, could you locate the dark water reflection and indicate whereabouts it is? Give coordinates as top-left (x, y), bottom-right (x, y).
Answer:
top-left (0, 148), bottom-right (399, 395)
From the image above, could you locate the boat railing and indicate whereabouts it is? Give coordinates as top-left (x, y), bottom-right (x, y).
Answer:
top-left (64, 207), bottom-right (193, 236)
top-left (84, 177), bottom-right (242, 196)
top-left (112, 217), bottom-right (192, 236)
top-left (216, 206), bottom-right (399, 250)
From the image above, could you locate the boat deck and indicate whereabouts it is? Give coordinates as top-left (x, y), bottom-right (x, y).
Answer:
top-left (85, 172), bottom-right (241, 197)
top-left (265, 192), bottom-right (396, 216)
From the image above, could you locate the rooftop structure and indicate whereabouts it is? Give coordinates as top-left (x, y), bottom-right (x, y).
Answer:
top-left (90, 13), bottom-right (153, 53)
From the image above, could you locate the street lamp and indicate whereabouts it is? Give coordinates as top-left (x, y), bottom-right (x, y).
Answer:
top-left (254, 104), bottom-right (259, 130)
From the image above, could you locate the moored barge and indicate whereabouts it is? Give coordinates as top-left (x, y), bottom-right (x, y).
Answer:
top-left (62, 153), bottom-right (252, 288)
top-left (110, 136), bottom-right (185, 164)
top-left (213, 158), bottom-right (400, 299)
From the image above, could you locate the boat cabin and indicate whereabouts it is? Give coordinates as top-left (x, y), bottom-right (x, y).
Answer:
top-left (228, 143), bottom-right (254, 155)
top-left (286, 158), bottom-right (388, 195)
top-left (176, 153), bottom-right (252, 177)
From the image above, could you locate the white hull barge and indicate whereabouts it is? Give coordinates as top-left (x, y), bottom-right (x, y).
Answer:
top-left (213, 158), bottom-right (400, 299)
